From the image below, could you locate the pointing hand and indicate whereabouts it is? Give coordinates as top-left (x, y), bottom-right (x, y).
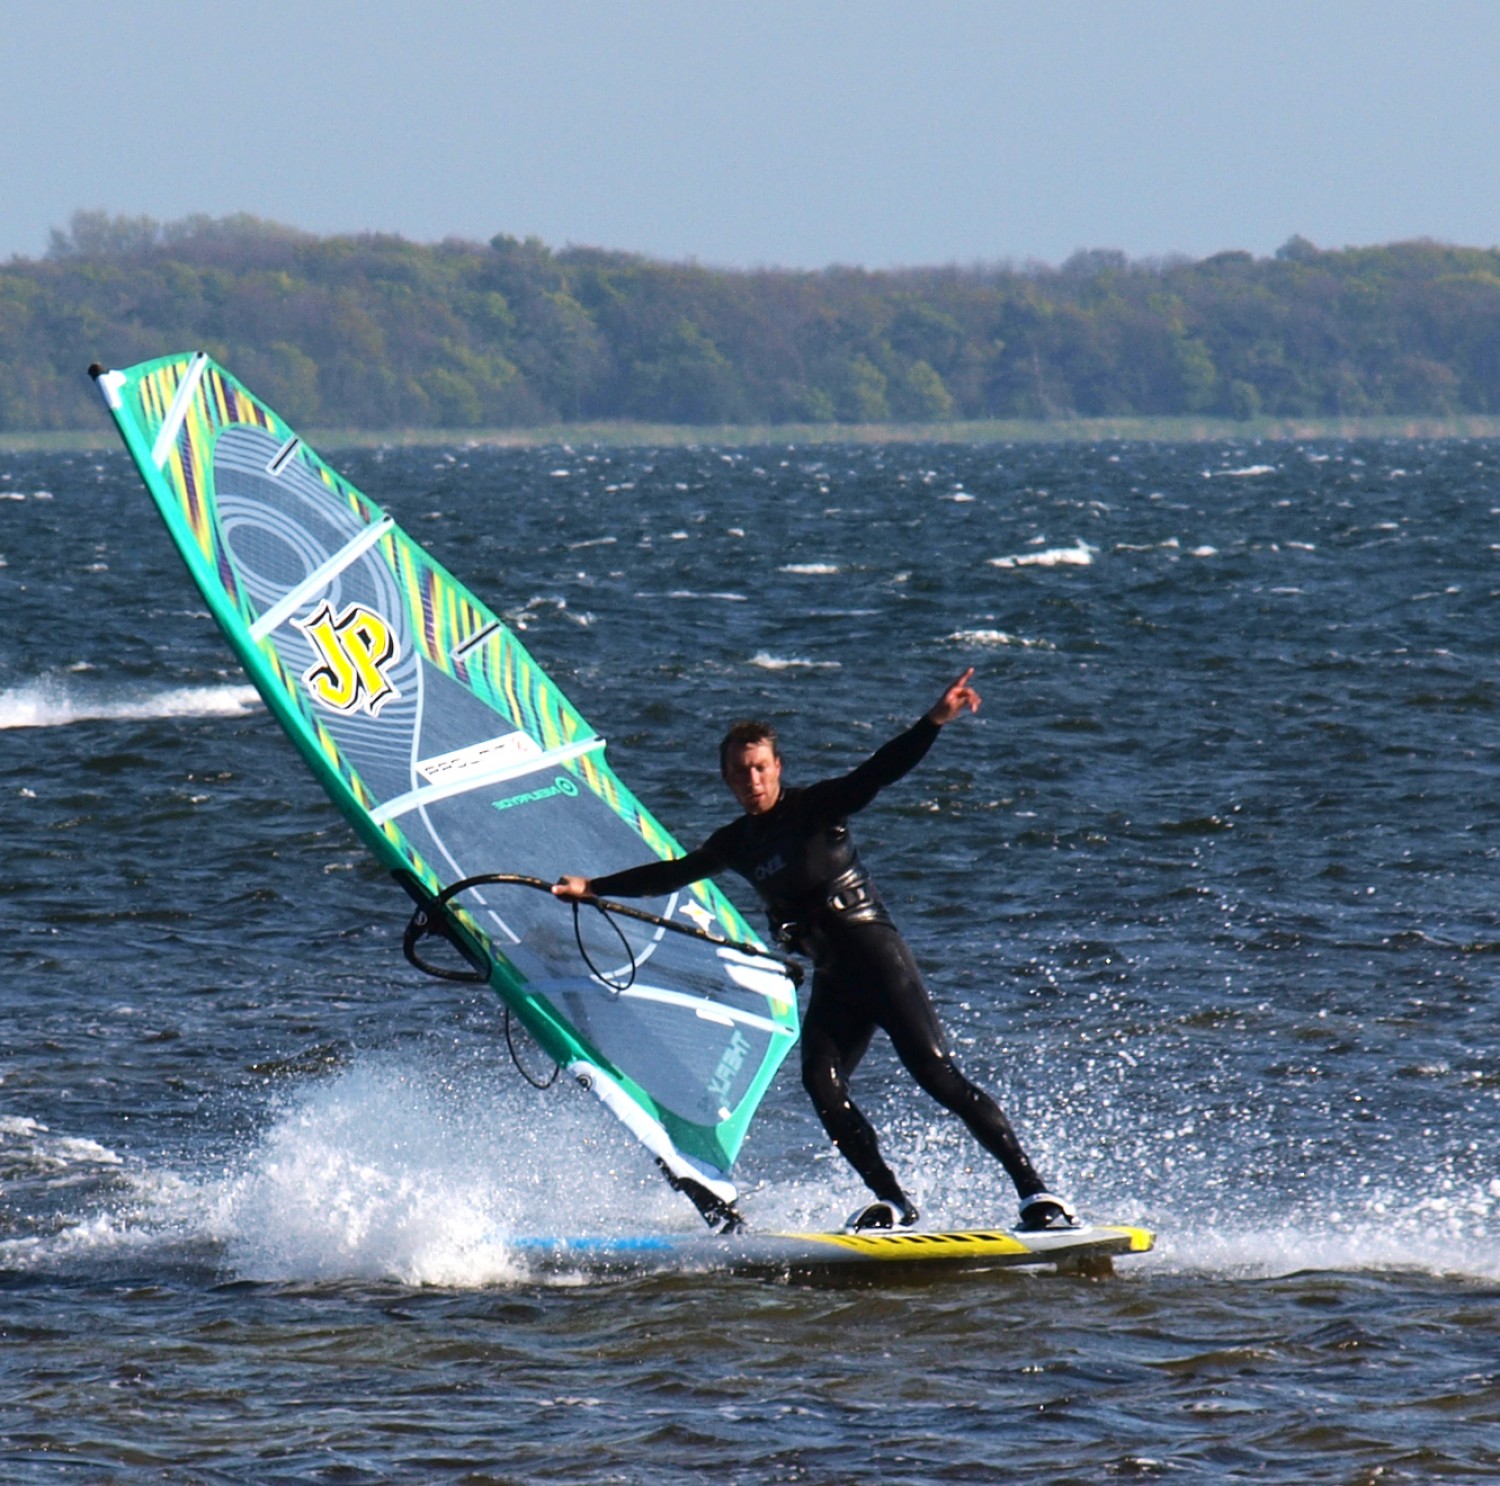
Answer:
top-left (927, 667), bottom-right (981, 726)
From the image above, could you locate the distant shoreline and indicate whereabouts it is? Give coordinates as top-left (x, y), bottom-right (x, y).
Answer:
top-left (8, 412), bottom-right (1500, 455)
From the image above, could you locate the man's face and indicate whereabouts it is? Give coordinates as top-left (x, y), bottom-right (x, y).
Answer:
top-left (722, 739), bottom-right (783, 815)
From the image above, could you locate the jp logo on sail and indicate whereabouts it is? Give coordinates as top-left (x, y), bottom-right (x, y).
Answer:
top-left (296, 600), bottom-right (402, 715)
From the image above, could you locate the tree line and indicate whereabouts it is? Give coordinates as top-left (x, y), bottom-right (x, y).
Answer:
top-left (4, 211), bottom-right (1500, 432)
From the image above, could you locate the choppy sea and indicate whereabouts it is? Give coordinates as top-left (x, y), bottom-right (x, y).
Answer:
top-left (2, 436), bottom-right (1497, 1483)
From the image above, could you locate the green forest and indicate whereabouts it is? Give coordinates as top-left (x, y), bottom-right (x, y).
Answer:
top-left (4, 211), bottom-right (1500, 433)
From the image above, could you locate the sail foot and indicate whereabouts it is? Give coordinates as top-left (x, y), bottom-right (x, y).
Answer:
top-left (655, 1160), bottom-right (746, 1233)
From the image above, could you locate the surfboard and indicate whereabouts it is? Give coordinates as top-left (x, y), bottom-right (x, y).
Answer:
top-left (505, 1221), bottom-right (1154, 1277)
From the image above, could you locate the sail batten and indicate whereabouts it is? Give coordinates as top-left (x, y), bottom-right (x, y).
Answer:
top-left (150, 351), bottom-right (208, 467)
top-left (370, 736), bottom-right (608, 825)
top-left (249, 516), bottom-right (397, 639)
top-left (92, 353), bottom-right (800, 1203)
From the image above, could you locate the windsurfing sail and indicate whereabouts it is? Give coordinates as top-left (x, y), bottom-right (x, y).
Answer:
top-left (92, 352), bottom-right (799, 1217)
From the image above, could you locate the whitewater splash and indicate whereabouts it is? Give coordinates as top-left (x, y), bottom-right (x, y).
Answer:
top-left (1155, 1189), bottom-right (1500, 1280)
top-left (196, 1056), bottom-right (658, 1286)
top-left (0, 1055), bottom-right (702, 1288)
top-left (0, 677), bottom-right (261, 730)
top-left (4, 1052), bottom-right (1497, 1288)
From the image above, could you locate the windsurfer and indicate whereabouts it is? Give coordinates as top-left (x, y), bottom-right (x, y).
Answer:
top-left (552, 669), bottom-right (1076, 1233)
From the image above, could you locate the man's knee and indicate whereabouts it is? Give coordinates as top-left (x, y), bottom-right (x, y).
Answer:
top-left (802, 1054), bottom-right (854, 1117)
top-left (910, 1053), bottom-right (976, 1107)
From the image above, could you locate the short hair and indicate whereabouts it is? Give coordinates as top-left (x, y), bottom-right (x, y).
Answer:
top-left (719, 719), bottom-right (780, 776)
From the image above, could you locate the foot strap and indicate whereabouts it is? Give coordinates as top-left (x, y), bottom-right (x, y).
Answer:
top-left (844, 1197), bottom-right (919, 1232)
top-left (1018, 1191), bottom-right (1079, 1230)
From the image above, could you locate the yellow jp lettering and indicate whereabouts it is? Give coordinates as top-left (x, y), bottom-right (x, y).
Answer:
top-left (296, 600), bottom-right (402, 715)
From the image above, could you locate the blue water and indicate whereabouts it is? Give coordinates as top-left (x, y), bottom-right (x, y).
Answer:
top-left (2, 438), bottom-right (1498, 1482)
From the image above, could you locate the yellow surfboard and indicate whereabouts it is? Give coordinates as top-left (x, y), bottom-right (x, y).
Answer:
top-left (509, 1221), bottom-right (1154, 1277)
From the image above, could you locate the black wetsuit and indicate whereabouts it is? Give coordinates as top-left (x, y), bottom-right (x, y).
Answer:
top-left (590, 717), bottom-right (1047, 1206)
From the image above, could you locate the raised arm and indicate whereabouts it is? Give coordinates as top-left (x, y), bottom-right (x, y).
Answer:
top-left (804, 668), bottom-right (982, 820)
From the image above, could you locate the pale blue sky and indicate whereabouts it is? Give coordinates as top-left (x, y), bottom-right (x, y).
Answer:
top-left (6, 0), bottom-right (1499, 269)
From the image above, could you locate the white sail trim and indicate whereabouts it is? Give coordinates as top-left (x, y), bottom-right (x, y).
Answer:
top-left (150, 352), bottom-right (209, 469)
top-left (570, 1061), bottom-right (737, 1204)
top-left (95, 368), bottom-right (126, 410)
top-left (716, 948), bottom-right (797, 1012)
top-left (248, 517), bottom-right (396, 641)
top-left (545, 977), bottom-right (796, 1038)
top-left (371, 736), bottom-right (605, 824)
top-left (267, 436), bottom-right (302, 475)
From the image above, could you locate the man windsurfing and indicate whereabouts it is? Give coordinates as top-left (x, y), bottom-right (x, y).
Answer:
top-left (553, 668), bottom-right (1076, 1233)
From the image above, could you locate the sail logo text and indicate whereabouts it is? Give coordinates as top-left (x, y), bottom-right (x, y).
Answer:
top-left (707, 1028), bottom-right (752, 1101)
top-left (491, 775), bottom-right (579, 812)
top-left (296, 601), bottom-right (402, 716)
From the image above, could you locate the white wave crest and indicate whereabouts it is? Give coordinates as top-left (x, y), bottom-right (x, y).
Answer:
top-left (0, 678), bottom-right (262, 731)
top-left (634, 590), bottom-right (749, 603)
top-left (0, 1114), bottom-right (123, 1174)
top-left (749, 653), bottom-right (841, 671)
top-left (947, 629), bottom-right (1054, 649)
top-left (988, 540), bottom-right (1096, 570)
